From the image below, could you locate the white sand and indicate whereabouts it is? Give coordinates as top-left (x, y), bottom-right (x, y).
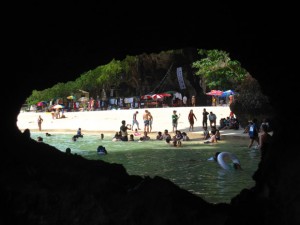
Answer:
top-left (17, 106), bottom-right (231, 136)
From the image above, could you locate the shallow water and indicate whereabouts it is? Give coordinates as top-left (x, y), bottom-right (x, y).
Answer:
top-left (31, 132), bottom-right (260, 203)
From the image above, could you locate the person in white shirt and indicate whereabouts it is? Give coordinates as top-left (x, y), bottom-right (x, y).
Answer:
top-left (182, 95), bottom-right (187, 106)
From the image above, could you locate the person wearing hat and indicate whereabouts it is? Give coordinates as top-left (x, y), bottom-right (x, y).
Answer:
top-left (172, 110), bottom-right (180, 132)
top-left (132, 111), bottom-right (141, 131)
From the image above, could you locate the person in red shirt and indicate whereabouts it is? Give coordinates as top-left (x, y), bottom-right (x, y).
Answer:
top-left (188, 109), bottom-right (197, 131)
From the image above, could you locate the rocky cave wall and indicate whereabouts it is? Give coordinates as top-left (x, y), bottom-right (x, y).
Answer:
top-left (2, 3), bottom-right (299, 225)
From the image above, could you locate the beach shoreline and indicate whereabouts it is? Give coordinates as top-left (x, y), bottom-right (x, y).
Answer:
top-left (17, 106), bottom-right (242, 140)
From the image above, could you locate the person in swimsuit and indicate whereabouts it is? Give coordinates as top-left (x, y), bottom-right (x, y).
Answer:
top-left (37, 115), bottom-right (43, 131)
top-left (132, 111), bottom-right (141, 131)
top-left (143, 110), bottom-right (150, 133)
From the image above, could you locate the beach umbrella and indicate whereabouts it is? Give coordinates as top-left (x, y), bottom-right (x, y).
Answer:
top-left (141, 94), bottom-right (152, 100)
top-left (206, 90), bottom-right (223, 96)
top-left (221, 90), bottom-right (235, 97)
top-left (67, 95), bottom-right (76, 100)
top-left (52, 104), bottom-right (64, 109)
top-left (151, 94), bottom-right (163, 100)
top-left (37, 101), bottom-right (47, 106)
top-left (158, 93), bottom-right (172, 97)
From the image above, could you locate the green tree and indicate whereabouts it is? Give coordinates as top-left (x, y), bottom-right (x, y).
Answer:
top-left (192, 49), bottom-right (248, 90)
top-left (121, 55), bottom-right (137, 74)
top-left (26, 90), bottom-right (43, 105)
top-left (93, 59), bottom-right (123, 90)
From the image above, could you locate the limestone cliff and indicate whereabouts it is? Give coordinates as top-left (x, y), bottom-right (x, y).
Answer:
top-left (117, 48), bottom-right (203, 104)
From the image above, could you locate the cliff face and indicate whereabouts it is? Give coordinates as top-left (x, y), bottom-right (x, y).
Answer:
top-left (118, 48), bottom-right (202, 101)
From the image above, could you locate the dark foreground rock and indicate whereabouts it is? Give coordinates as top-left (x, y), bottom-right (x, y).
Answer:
top-left (1, 130), bottom-right (230, 225)
top-left (3, 2), bottom-right (299, 225)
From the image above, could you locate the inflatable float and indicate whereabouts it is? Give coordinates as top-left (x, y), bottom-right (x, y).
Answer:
top-left (217, 152), bottom-right (240, 170)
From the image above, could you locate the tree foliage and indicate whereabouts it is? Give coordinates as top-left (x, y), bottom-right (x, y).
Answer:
top-left (192, 49), bottom-right (248, 90)
top-left (25, 57), bottom-right (137, 105)
top-left (94, 59), bottom-right (123, 89)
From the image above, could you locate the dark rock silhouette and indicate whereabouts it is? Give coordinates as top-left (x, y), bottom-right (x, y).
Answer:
top-left (2, 2), bottom-right (298, 225)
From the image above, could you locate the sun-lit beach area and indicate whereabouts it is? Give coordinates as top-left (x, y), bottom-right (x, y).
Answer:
top-left (17, 106), bottom-right (235, 137)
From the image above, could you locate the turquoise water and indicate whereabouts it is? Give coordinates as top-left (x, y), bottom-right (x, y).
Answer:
top-left (31, 132), bottom-right (260, 203)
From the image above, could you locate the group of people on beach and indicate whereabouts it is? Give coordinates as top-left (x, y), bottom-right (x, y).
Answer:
top-left (82, 107), bottom-right (227, 146)
top-left (113, 116), bottom-right (191, 147)
top-left (35, 105), bottom-right (272, 158)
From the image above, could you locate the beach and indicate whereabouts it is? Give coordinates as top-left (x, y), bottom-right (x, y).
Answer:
top-left (17, 106), bottom-right (240, 139)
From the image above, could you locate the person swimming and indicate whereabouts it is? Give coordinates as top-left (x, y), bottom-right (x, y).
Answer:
top-left (97, 145), bottom-right (107, 155)
top-left (65, 148), bottom-right (71, 154)
top-left (37, 136), bottom-right (43, 142)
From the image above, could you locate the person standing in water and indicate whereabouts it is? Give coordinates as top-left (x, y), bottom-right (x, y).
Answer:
top-left (248, 119), bottom-right (259, 148)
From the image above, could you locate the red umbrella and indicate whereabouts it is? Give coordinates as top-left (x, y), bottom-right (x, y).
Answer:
top-left (141, 94), bottom-right (152, 100)
top-left (37, 101), bottom-right (47, 106)
top-left (157, 93), bottom-right (172, 97)
top-left (151, 94), bottom-right (163, 100)
top-left (206, 90), bottom-right (223, 96)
